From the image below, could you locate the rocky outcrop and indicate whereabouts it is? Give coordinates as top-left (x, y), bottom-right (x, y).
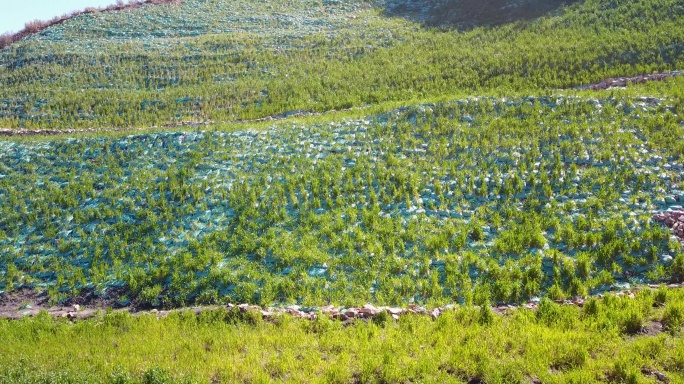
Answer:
top-left (654, 208), bottom-right (684, 247)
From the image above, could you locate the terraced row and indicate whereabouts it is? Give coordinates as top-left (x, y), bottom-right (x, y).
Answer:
top-left (1, 95), bottom-right (683, 307)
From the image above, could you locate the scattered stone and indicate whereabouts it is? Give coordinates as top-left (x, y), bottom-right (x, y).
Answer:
top-left (641, 368), bottom-right (669, 383)
top-left (654, 210), bottom-right (684, 245)
top-left (387, 307), bottom-right (403, 316)
top-left (193, 307), bottom-right (206, 315)
top-left (261, 310), bottom-right (274, 318)
top-left (359, 304), bottom-right (378, 317)
top-left (583, 72), bottom-right (682, 91)
top-left (4, 284), bottom-right (684, 323)
top-left (320, 305), bottom-right (335, 313)
top-left (344, 309), bottom-right (358, 318)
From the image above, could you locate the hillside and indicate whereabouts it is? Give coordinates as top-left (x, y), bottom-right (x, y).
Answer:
top-left (2, 93), bottom-right (684, 310)
top-left (1, 0), bottom-right (683, 129)
top-left (1, 0), bottom-right (684, 382)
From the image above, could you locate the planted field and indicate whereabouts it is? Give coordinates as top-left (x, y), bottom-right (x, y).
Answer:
top-left (2, 93), bottom-right (683, 308)
top-left (2, 0), bottom-right (684, 381)
top-left (1, 0), bottom-right (684, 128)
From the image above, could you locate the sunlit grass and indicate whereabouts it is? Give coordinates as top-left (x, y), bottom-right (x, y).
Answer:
top-left (1, 288), bottom-right (684, 383)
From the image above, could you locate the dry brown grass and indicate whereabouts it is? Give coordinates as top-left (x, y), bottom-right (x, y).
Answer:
top-left (0, 0), bottom-right (184, 50)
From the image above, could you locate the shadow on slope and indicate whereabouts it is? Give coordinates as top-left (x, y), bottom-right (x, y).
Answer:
top-left (382, 0), bottom-right (581, 29)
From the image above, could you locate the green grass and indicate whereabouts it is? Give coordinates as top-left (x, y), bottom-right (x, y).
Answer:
top-left (2, 0), bottom-right (684, 380)
top-left (2, 90), bottom-right (683, 307)
top-left (1, 287), bottom-right (684, 383)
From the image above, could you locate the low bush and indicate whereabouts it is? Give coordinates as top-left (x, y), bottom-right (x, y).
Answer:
top-left (654, 287), bottom-right (668, 307)
top-left (663, 303), bottom-right (684, 333)
top-left (142, 367), bottom-right (172, 384)
top-left (551, 345), bottom-right (589, 371)
top-left (536, 298), bottom-right (562, 327)
top-left (620, 308), bottom-right (644, 335)
top-left (478, 304), bottom-right (494, 326)
top-left (607, 359), bottom-right (644, 384)
top-left (224, 307), bottom-right (261, 326)
top-left (583, 297), bottom-right (600, 317)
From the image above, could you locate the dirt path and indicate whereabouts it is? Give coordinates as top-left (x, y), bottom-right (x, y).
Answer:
top-left (0, 106), bottom-right (362, 137)
top-left (580, 71), bottom-right (682, 90)
top-left (2, 283), bottom-right (682, 322)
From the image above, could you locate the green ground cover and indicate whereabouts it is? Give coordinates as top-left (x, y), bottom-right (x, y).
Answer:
top-left (1, 91), bottom-right (683, 307)
top-left (1, 0), bottom-right (684, 381)
top-left (1, 288), bottom-right (684, 383)
top-left (1, 0), bottom-right (683, 128)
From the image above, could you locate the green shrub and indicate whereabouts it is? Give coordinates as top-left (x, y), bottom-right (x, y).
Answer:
top-left (607, 359), bottom-right (644, 384)
top-left (536, 298), bottom-right (561, 327)
top-left (372, 310), bottom-right (391, 327)
top-left (673, 254), bottom-right (684, 282)
top-left (196, 289), bottom-right (220, 305)
top-left (551, 346), bottom-right (589, 371)
top-left (138, 284), bottom-right (163, 308)
top-left (620, 308), bottom-right (644, 335)
top-left (469, 226), bottom-right (484, 242)
top-left (663, 304), bottom-right (684, 333)
top-left (310, 312), bottom-right (336, 334)
top-left (654, 288), bottom-right (668, 307)
top-left (488, 362), bottom-right (526, 384)
top-left (478, 304), bottom-right (494, 326)
top-left (110, 369), bottom-right (134, 384)
top-left (547, 283), bottom-right (566, 301)
top-left (142, 367), bottom-right (172, 384)
top-left (224, 307), bottom-right (261, 326)
top-left (583, 297), bottom-right (600, 317)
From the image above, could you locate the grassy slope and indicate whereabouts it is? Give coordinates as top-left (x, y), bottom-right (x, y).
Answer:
top-left (0, 0), bottom-right (683, 128)
top-left (1, 288), bottom-right (684, 383)
top-left (1, 85), bottom-right (684, 308)
top-left (2, 0), bottom-right (684, 382)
